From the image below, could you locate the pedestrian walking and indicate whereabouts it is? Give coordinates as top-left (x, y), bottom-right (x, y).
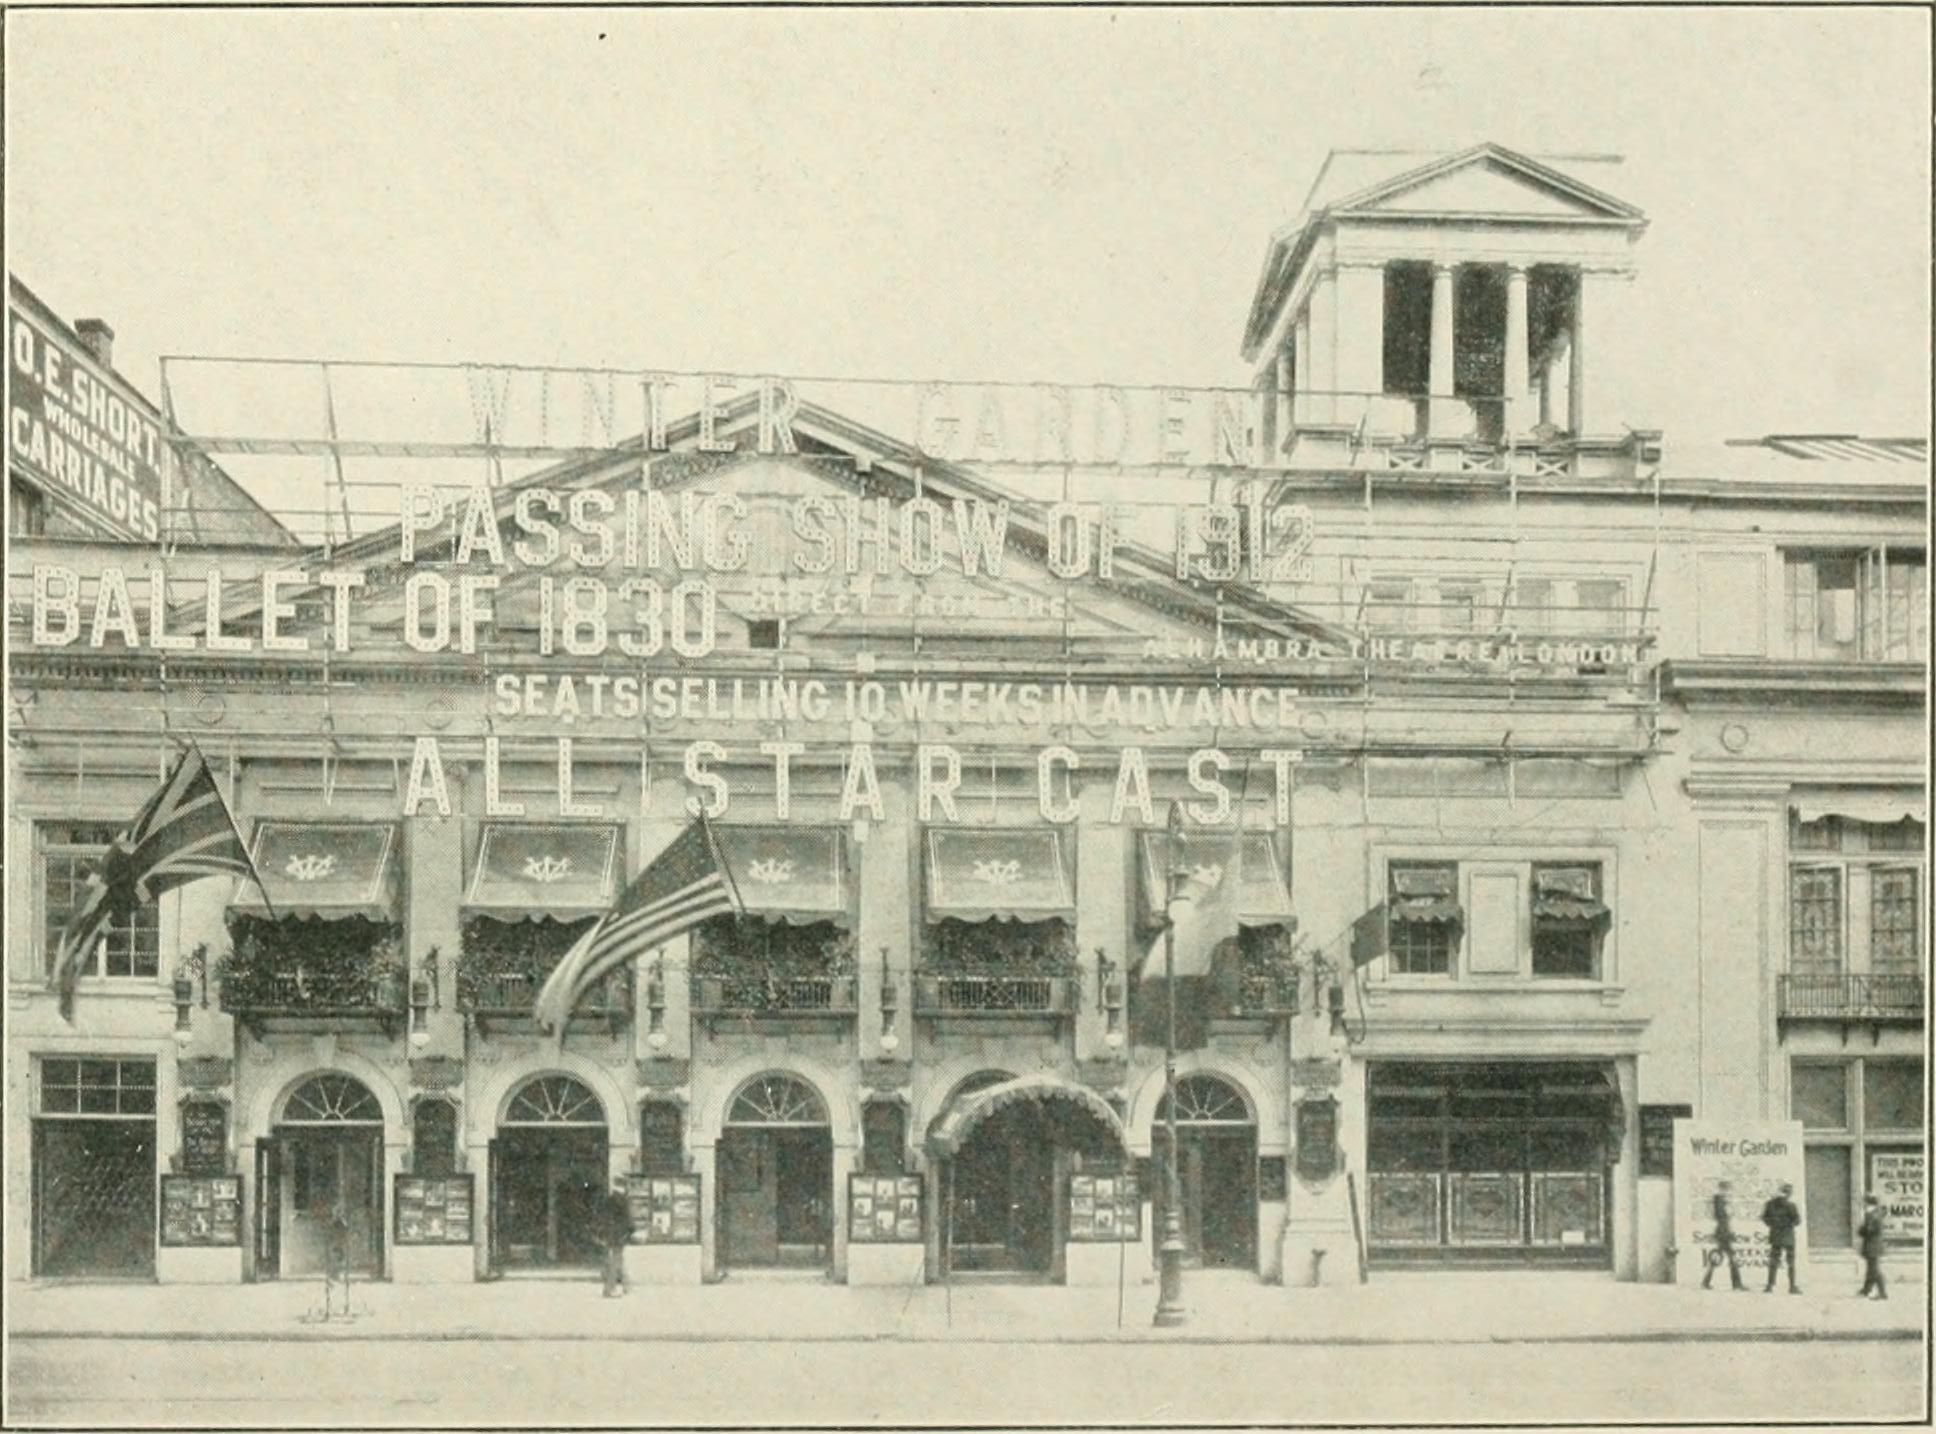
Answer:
top-left (599, 1179), bottom-right (632, 1298)
top-left (1857, 1193), bottom-right (1888, 1299)
top-left (1702, 1179), bottom-right (1746, 1290)
top-left (1761, 1181), bottom-right (1802, 1293)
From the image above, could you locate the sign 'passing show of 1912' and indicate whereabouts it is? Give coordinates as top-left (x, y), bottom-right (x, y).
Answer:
top-left (1672, 1119), bottom-right (1808, 1288)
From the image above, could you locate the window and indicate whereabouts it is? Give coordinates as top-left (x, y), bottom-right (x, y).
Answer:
top-left (1788, 817), bottom-right (1925, 977)
top-left (1514, 577), bottom-right (1556, 633)
top-left (1437, 581), bottom-right (1481, 633)
top-left (38, 824), bottom-right (160, 980)
top-left (1793, 1058), bottom-right (1925, 1249)
top-left (1574, 580), bottom-right (1626, 637)
top-left (1530, 864), bottom-right (1606, 979)
top-left (1363, 580), bottom-right (1413, 633)
top-left (10, 477), bottom-right (47, 537)
top-left (1787, 548), bottom-right (1927, 662)
top-left (747, 618), bottom-right (784, 651)
top-left (37, 1057), bottom-right (156, 1116)
top-left (1388, 863), bottom-right (1460, 975)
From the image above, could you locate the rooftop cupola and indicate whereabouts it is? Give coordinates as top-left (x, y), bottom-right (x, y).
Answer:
top-left (1241, 143), bottom-right (1652, 475)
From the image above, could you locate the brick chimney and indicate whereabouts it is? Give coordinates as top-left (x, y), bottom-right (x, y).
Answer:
top-left (73, 318), bottom-right (114, 369)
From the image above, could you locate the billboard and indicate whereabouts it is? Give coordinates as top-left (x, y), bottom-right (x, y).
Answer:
top-left (1673, 1119), bottom-right (1809, 1288)
top-left (8, 288), bottom-right (169, 541)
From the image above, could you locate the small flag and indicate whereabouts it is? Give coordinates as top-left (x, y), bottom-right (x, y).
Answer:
top-left (1132, 809), bottom-right (1243, 1051)
top-left (1349, 901), bottom-right (1389, 969)
top-left (51, 742), bottom-right (267, 1020)
top-left (534, 816), bottom-right (741, 1036)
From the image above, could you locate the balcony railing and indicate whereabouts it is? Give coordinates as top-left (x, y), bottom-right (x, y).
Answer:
top-left (1778, 972), bottom-right (1925, 1021)
top-left (220, 966), bottom-right (406, 1022)
top-left (1234, 973), bottom-right (1300, 1018)
top-left (914, 972), bottom-right (1075, 1017)
top-left (691, 973), bottom-right (858, 1017)
top-left (459, 967), bottom-right (633, 1021)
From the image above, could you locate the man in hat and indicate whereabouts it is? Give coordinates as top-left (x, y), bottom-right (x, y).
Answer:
top-left (1856, 1192), bottom-right (1889, 1299)
top-left (1760, 1181), bottom-right (1803, 1294)
top-left (1702, 1180), bottom-right (1746, 1291)
top-left (598, 1178), bottom-right (633, 1298)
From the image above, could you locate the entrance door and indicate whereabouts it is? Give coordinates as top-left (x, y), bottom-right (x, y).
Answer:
top-left (276, 1125), bottom-right (383, 1275)
top-left (1154, 1074), bottom-right (1259, 1271)
top-left (717, 1074), bottom-right (833, 1273)
top-left (32, 1118), bottom-right (157, 1277)
top-left (493, 1075), bottom-right (611, 1273)
top-left (947, 1104), bottom-right (1056, 1276)
top-left (494, 1127), bottom-right (608, 1269)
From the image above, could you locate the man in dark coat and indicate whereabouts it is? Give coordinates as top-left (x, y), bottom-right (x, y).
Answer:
top-left (598, 1180), bottom-right (632, 1297)
top-left (1761, 1181), bottom-right (1802, 1293)
top-left (1857, 1193), bottom-right (1888, 1299)
top-left (1702, 1180), bottom-right (1745, 1290)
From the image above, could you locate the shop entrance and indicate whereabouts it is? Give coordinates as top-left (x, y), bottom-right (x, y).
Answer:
top-left (32, 1057), bottom-right (158, 1278)
top-left (491, 1075), bottom-right (609, 1272)
top-left (263, 1073), bottom-right (386, 1279)
top-left (717, 1074), bottom-right (833, 1271)
top-left (1366, 1061), bottom-right (1616, 1266)
top-left (947, 1101), bottom-right (1058, 1275)
top-left (1153, 1074), bottom-right (1258, 1270)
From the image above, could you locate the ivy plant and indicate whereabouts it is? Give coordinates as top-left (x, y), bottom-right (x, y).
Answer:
top-left (218, 915), bottom-right (403, 1009)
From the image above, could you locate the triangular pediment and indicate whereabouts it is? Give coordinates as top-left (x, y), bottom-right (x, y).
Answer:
top-left (1333, 145), bottom-right (1643, 224)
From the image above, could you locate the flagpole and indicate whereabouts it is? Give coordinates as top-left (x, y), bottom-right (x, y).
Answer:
top-left (1153, 809), bottom-right (1188, 1329)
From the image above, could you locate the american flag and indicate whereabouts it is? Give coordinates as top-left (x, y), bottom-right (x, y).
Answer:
top-left (533, 816), bottom-right (741, 1036)
top-left (51, 742), bottom-right (267, 1019)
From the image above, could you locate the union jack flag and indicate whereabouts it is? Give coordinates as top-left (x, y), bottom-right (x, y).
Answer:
top-left (51, 742), bottom-right (268, 1019)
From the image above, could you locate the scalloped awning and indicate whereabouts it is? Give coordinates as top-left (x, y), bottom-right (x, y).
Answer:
top-left (926, 1074), bottom-right (1127, 1158)
top-left (1137, 829), bottom-right (1293, 930)
top-left (714, 824), bottom-right (851, 927)
top-left (925, 829), bottom-right (1073, 922)
top-left (463, 822), bottom-right (619, 921)
top-left (229, 822), bottom-right (399, 922)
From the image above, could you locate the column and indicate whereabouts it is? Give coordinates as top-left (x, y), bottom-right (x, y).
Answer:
top-left (1567, 268), bottom-right (1587, 434)
top-left (1274, 347), bottom-right (1293, 456)
top-left (1292, 311), bottom-right (1312, 429)
top-left (1427, 263), bottom-right (1462, 436)
top-left (1504, 265), bottom-right (1531, 437)
top-left (1306, 268), bottom-right (1337, 425)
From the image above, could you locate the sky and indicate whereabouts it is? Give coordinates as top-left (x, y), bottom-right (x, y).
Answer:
top-left (7, 5), bottom-right (1931, 489)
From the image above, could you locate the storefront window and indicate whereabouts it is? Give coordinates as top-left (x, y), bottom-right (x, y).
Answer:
top-left (39, 1058), bottom-right (156, 1116)
top-left (1794, 1057), bottom-right (1925, 1249)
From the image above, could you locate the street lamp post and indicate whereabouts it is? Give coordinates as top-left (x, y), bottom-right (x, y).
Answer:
top-left (1153, 811), bottom-right (1188, 1328)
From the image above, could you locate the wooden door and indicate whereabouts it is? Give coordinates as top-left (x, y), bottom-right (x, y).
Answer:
top-left (719, 1131), bottom-right (778, 1267)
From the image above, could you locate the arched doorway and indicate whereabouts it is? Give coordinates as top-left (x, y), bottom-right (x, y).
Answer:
top-left (1153, 1073), bottom-right (1258, 1269)
top-left (492, 1074), bottom-right (608, 1272)
top-left (935, 1072), bottom-right (1124, 1281)
top-left (266, 1073), bottom-right (385, 1278)
top-left (717, 1074), bottom-right (832, 1272)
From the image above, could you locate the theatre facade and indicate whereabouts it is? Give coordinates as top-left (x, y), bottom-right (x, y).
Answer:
top-left (6, 144), bottom-right (1924, 1294)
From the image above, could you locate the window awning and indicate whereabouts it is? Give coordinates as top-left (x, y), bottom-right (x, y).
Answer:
top-left (925, 828), bottom-right (1073, 922)
top-left (926, 1074), bottom-right (1127, 1158)
top-left (1532, 867), bottom-right (1609, 925)
top-left (1390, 867), bottom-right (1463, 925)
top-left (464, 823), bottom-right (619, 921)
top-left (713, 825), bottom-right (850, 926)
top-left (1137, 830), bottom-right (1293, 929)
top-left (230, 823), bottom-right (400, 922)
top-left (1790, 790), bottom-right (1927, 827)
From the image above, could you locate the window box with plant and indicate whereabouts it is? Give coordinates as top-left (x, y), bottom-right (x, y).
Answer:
top-left (455, 915), bottom-right (633, 1026)
top-left (690, 914), bottom-right (857, 1017)
top-left (218, 915), bottom-right (406, 1029)
top-left (915, 918), bottom-right (1078, 1016)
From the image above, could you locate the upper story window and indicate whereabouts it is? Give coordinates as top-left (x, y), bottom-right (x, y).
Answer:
top-left (1788, 816), bottom-right (1926, 975)
top-left (1785, 547), bottom-right (1927, 662)
top-left (10, 477), bottom-right (47, 537)
top-left (1530, 864), bottom-right (1608, 979)
top-left (1388, 862), bottom-right (1461, 975)
top-left (37, 823), bottom-right (159, 980)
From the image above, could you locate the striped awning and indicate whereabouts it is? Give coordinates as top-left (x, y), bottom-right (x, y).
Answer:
top-left (463, 823), bottom-right (619, 921)
top-left (1138, 829), bottom-right (1293, 929)
top-left (925, 829), bottom-right (1073, 922)
top-left (1790, 790), bottom-right (1927, 827)
top-left (927, 1075), bottom-right (1127, 1158)
top-left (713, 825), bottom-right (850, 926)
top-left (1532, 866), bottom-right (1609, 925)
top-left (230, 822), bottom-right (400, 922)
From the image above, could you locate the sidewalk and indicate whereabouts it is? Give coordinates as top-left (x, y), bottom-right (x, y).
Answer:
top-left (8, 1270), bottom-right (1923, 1346)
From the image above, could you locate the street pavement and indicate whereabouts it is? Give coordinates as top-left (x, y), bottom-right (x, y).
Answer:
top-left (7, 1332), bottom-right (1925, 1425)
